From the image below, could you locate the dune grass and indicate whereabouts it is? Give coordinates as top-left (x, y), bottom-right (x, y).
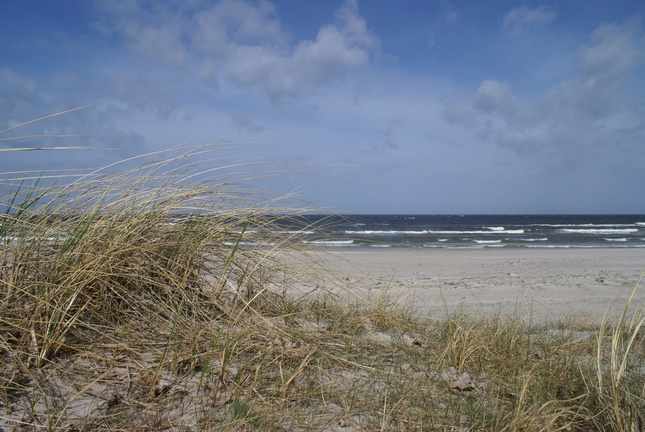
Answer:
top-left (1, 116), bottom-right (644, 430)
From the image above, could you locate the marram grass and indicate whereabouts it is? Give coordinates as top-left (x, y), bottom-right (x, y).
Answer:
top-left (1, 113), bottom-right (644, 431)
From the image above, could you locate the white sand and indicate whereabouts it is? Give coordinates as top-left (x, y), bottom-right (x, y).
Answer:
top-left (312, 248), bottom-right (645, 323)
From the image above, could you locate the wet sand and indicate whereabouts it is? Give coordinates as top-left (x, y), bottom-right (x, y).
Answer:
top-left (314, 248), bottom-right (645, 323)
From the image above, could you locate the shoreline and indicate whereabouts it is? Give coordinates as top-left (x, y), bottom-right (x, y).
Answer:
top-left (311, 247), bottom-right (645, 323)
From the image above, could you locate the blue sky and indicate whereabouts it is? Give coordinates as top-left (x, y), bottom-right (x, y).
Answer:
top-left (1, 0), bottom-right (644, 214)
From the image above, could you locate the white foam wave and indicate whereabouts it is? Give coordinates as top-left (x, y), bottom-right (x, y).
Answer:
top-left (526, 244), bottom-right (645, 248)
top-left (345, 230), bottom-right (428, 235)
top-left (560, 228), bottom-right (638, 234)
top-left (344, 229), bottom-right (525, 235)
top-left (542, 223), bottom-right (637, 228)
top-left (431, 229), bottom-right (525, 234)
top-left (307, 240), bottom-right (355, 246)
top-left (474, 239), bottom-right (502, 244)
top-left (605, 238), bottom-right (627, 242)
top-left (488, 226), bottom-right (505, 231)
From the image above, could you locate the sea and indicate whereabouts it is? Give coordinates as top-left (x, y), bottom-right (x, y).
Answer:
top-left (280, 214), bottom-right (645, 249)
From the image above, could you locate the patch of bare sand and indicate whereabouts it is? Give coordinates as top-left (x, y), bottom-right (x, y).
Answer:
top-left (309, 248), bottom-right (645, 323)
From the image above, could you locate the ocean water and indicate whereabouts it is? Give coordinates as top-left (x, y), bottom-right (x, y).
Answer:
top-left (283, 214), bottom-right (645, 249)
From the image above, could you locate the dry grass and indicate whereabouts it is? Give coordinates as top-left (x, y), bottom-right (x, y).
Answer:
top-left (1, 113), bottom-right (644, 431)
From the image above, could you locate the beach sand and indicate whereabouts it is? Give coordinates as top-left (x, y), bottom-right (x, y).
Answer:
top-left (311, 248), bottom-right (645, 323)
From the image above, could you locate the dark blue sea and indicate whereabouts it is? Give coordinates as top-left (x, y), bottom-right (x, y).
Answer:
top-left (281, 214), bottom-right (645, 249)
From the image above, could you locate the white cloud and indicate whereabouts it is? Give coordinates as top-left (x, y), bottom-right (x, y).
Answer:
top-left (503, 5), bottom-right (556, 35)
top-left (0, 68), bottom-right (38, 99)
top-left (472, 80), bottom-right (516, 116)
top-left (441, 3), bottom-right (459, 23)
top-left (95, 2), bottom-right (190, 66)
top-left (447, 19), bottom-right (645, 168)
top-left (0, 67), bottom-right (144, 164)
top-left (293, 24), bottom-right (372, 79)
top-left (113, 74), bottom-right (180, 119)
top-left (442, 103), bottom-right (478, 128)
top-left (95, 0), bottom-right (378, 103)
top-left (541, 18), bottom-right (645, 122)
top-left (0, 68), bottom-right (43, 129)
top-left (364, 116), bottom-right (404, 156)
top-left (192, 0), bottom-right (287, 55)
top-left (221, 0), bottom-right (377, 100)
top-left (231, 112), bottom-right (265, 132)
top-left (574, 18), bottom-right (645, 116)
top-left (334, 0), bottom-right (377, 48)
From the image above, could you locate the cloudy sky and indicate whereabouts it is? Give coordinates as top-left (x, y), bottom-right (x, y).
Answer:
top-left (2, 0), bottom-right (645, 214)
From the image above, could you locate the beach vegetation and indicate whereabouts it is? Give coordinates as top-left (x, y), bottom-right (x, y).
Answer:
top-left (1, 113), bottom-right (644, 430)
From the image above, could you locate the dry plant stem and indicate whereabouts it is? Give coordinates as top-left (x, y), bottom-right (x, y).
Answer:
top-left (593, 272), bottom-right (645, 432)
top-left (0, 104), bottom-right (97, 137)
top-left (149, 300), bottom-right (184, 398)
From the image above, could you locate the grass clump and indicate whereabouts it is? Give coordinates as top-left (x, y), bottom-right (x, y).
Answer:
top-left (589, 274), bottom-right (645, 431)
top-left (0, 133), bottom-right (329, 429)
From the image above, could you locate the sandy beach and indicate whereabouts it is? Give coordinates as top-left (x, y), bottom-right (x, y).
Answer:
top-left (313, 247), bottom-right (645, 323)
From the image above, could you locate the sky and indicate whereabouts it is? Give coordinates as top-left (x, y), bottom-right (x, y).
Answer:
top-left (1, 0), bottom-right (645, 214)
